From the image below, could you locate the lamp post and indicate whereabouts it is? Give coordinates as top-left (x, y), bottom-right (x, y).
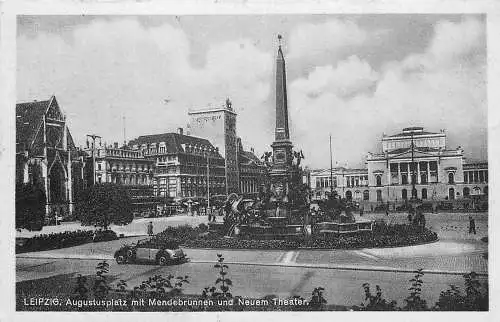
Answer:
top-left (329, 134), bottom-right (334, 197)
top-left (86, 134), bottom-right (102, 185)
top-left (410, 131), bottom-right (417, 200)
top-left (207, 153), bottom-right (210, 213)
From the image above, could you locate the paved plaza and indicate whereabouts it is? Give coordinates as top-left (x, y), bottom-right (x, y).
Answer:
top-left (16, 211), bottom-right (488, 306)
top-left (16, 214), bottom-right (210, 238)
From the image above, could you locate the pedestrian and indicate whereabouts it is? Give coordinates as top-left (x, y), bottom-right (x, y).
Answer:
top-left (147, 221), bottom-right (154, 236)
top-left (469, 215), bottom-right (476, 235)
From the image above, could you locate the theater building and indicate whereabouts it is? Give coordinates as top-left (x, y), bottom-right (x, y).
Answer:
top-left (309, 127), bottom-right (488, 207)
top-left (366, 127), bottom-right (487, 204)
top-left (16, 96), bottom-right (85, 219)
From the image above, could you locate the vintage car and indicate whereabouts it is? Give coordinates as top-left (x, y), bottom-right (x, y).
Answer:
top-left (114, 238), bottom-right (188, 265)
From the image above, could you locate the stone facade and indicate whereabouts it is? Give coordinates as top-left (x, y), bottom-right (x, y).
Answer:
top-left (16, 96), bottom-right (85, 219)
top-left (237, 139), bottom-right (267, 197)
top-left (269, 37), bottom-right (295, 203)
top-left (188, 99), bottom-right (239, 195)
top-left (84, 142), bottom-right (157, 212)
top-left (128, 130), bottom-right (227, 201)
top-left (308, 127), bottom-right (488, 206)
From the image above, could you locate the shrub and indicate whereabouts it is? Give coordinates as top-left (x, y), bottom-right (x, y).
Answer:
top-left (434, 272), bottom-right (488, 311)
top-left (16, 182), bottom-right (46, 231)
top-left (93, 261), bottom-right (111, 300)
top-left (402, 269), bottom-right (428, 310)
top-left (354, 283), bottom-right (398, 311)
top-left (309, 287), bottom-right (327, 310)
top-left (202, 254), bottom-right (233, 300)
top-left (16, 230), bottom-right (94, 253)
top-left (182, 223), bottom-right (437, 250)
top-left (75, 183), bottom-right (133, 229)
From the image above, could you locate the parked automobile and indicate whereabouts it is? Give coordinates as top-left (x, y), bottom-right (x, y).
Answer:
top-left (93, 229), bottom-right (118, 242)
top-left (114, 238), bottom-right (188, 265)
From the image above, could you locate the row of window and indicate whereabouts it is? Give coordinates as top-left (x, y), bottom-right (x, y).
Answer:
top-left (315, 185), bottom-right (487, 202)
top-left (464, 170), bottom-right (488, 184)
top-left (315, 175), bottom-right (369, 188)
top-left (375, 172), bottom-right (462, 186)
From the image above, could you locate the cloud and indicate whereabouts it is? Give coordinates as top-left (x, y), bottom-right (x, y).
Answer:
top-left (292, 55), bottom-right (379, 99)
top-left (288, 19), bottom-right (368, 61)
top-left (289, 17), bottom-right (486, 168)
top-left (17, 18), bottom-right (273, 152)
top-left (17, 16), bottom-right (486, 169)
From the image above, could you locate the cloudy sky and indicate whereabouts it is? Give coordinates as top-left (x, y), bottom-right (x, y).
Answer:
top-left (17, 15), bottom-right (487, 168)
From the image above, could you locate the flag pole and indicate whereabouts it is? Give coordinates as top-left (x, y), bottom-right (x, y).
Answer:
top-left (330, 134), bottom-right (334, 196)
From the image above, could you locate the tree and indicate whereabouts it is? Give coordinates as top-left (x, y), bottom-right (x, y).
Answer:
top-left (75, 183), bottom-right (133, 229)
top-left (16, 182), bottom-right (46, 231)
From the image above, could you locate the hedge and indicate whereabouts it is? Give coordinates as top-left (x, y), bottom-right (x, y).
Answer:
top-left (16, 230), bottom-right (94, 253)
top-left (155, 223), bottom-right (438, 250)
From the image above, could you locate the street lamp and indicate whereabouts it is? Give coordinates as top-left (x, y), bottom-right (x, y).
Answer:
top-left (86, 134), bottom-right (102, 185)
top-left (207, 153), bottom-right (211, 213)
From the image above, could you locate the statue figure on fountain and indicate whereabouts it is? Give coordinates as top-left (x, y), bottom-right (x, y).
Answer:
top-left (293, 150), bottom-right (304, 167)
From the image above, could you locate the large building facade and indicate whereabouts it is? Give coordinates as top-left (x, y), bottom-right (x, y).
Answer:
top-left (308, 168), bottom-right (369, 201)
top-left (16, 96), bottom-right (85, 219)
top-left (84, 142), bottom-right (157, 212)
top-left (128, 129), bottom-right (227, 200)
top-left (237, 140), bottom-right (268, 197)
top-left (309, 127), bottom-right (488, 207)
top-left (188, 99), bottom-right (240, 195)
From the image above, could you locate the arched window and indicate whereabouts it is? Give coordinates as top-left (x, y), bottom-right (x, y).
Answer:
top-left (402, 189), bottom-right (407, 200)
top-left (345, 190), bottom-right (352, 200)
top-left (376, 190), bottom-right (382, 201)
top-left (363, 190), bottom-right (370, 201)
top-left (420, 173), bottom-right (427, 184)
top-left (448, 173), bottom-right (455, 184)
top-left (421, 188), bottom-right (427, 199)
top-left (401, 174), bottom-right (408, 185)
top-left (449, 188), bottom-right (455, 200)
top-left (463, 187), bottom-right (470, 197)
top-left (376, 175), bottom-right (382, 187)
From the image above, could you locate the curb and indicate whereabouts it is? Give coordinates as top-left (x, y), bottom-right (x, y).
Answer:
top-left (16, 255), bottom-right (487, 276)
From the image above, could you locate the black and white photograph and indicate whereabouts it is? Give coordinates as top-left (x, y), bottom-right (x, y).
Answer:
top-left (6, 4), bottom-right (497, 319)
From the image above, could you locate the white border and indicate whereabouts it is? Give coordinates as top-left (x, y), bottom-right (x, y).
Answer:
top-left (1, 1), bottom-right (499, 322)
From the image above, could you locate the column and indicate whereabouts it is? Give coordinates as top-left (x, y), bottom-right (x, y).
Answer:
top-left (23, 161), bottom-right (29, 183)
top-left (387, 165), bottom-right (391, 187)
top-left (398, 162), bottom-right (401, 185)
top-left (67, 149), bottom-right (73, 215)
top-left (417, 162), bottom-right (421, 184)
top-left (437, 161), bottom-right (441, 183)
top-left (427, 161), bottom-right (430, 184)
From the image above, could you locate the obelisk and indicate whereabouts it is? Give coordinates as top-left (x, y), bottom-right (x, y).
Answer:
top-left (270, 35), bottom-right (294, 205)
